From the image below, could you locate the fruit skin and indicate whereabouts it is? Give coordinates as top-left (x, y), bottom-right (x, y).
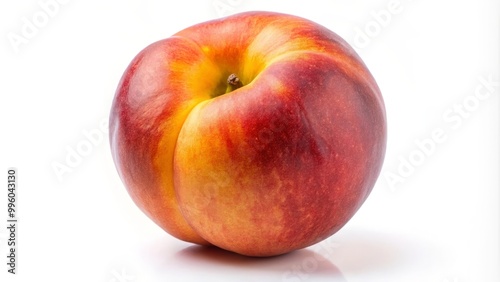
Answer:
top-left (110, 11), bottom-right (386, 257)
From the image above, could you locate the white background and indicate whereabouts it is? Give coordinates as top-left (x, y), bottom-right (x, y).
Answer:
top-left (0, 0), bottom-right (499, 281)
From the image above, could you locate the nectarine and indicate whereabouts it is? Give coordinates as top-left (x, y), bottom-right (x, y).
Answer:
top-left (110, 11), bottom-right (386, 257)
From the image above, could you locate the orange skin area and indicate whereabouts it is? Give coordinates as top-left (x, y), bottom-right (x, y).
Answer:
top-left (109, 11), bottom-right (386, 256)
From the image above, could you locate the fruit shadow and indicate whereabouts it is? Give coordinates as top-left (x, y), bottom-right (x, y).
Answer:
top-left (175, 244), bottom-right (347, 281)
top-left (326, 229), bottom-right (441, 276)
